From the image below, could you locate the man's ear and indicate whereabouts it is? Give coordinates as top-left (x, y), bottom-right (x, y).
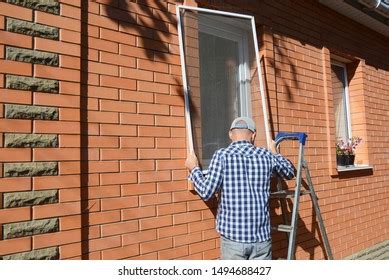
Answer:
top-left (229, 130), bottom-right (233, 141)
top-left (251, 132), bottom-right (256, 143)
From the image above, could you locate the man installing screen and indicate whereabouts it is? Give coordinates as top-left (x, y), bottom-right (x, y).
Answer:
top-left (185, 117), bottom-right (294, 260)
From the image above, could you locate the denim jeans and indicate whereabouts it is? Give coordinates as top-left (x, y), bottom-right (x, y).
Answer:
top-left (220, 236), bottom-right (272, 260)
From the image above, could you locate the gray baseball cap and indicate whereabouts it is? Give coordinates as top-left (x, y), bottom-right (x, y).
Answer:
top-left (230, 117), bottom-right (256, 133)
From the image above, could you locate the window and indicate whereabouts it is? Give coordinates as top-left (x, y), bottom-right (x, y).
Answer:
top-left (331, 62), bottom-right (352, 141)
top-left (177, 6), bottom-right (270, 168)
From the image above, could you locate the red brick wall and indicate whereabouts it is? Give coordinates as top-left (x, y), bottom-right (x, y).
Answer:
top-left (0, 0), bottom-right (388, 260)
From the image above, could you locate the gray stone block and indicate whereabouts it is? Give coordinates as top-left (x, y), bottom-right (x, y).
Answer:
top-left (5, 104), bottom-right (58, 120)
top-left (1, 247), bottom-right (59, 260)
top-left (6, 46), bottom-right (59, 66)
top-left (6, 0), bottom-right (60, 15)
top-left (4, 133), bottom-right (58, 148)
top-left (345, 240), bottom-right (389, 260)
top-left (4, 162), bottom-right (58, 177)
top-left (6, 18), bottom-right (59, 39)
top-left (3, 218), bottom-right (59, 239)
top-left (6, 75), bottom-right (59, 93)
top-left (3, 190), bottom-right (58, 208)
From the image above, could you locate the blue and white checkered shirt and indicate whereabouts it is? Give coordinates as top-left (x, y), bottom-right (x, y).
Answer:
top-left (189, 140), bottom-right (294, 243)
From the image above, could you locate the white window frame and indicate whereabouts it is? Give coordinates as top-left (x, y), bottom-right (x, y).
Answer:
top-left (331, 61), bottom-right (352, 139)
top-left (176, 5), bottom-right (270, 152)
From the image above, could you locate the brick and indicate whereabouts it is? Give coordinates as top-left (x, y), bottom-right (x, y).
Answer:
top-left (88, 210), bottom-right (121, 226)
top-left (60, 242), bottom-right (82, 259)
top-left (33, 120), bottom-right (79, 134)
top-left (140, 215), bottom-right (172, 231)
top-left (101, 196), bottom-right (138, 211)
top-left (138, 171), bottom-right (171, 183)
top-left (0, 177), bottom-right (31, 192)
top-left (157, 202), bottom-right (187, 216)
top-left (156, 137), bottom-right (186, 148)
top-left (33, 174), bottom-right (80, 190)
top-left (156, 159), bottom-right (185, 170)
top-left (33, 148), bottom-right (80, 161)
top-left (59, 135), bottom-right (81, 148)
top-left (120, 67), bottom-right (153, 81)
top-left (0, 2), bottom-right (33, 21)
top-left (89, 37), bottom-right (118, 53)
top-left (0, 88), bottom-right (32, 105)
top-left (122, 229), bottom-right (157, 246)
top-left (88, 185), bottom-right (121, 199)
top-left (0, 119), bottom-right (32, 133)
top-left (138, 103), bottom-right (169, 115)
top-left (100, 75), bottom-right (136, 90)
top-left (120, 89), bottom-right (153, 103)
top-left (100, 28), bottom-right (136, 45)
top-left (0, 237), bottom-right (31, 256)
top-left (173, 212), bottom-right (202, 225)
top-left (158, 245), bottom-right (189, 260)
top-left (100, 100), bottom-right (136, 113)
top-left (101, 220), bottom-right (138, 237)
top-left (138, 81), bottom-right (169, 94)
top-left (34, 65), bottom-right (80, 82)
top-left (33, 229), bottom-right (81, 249)
top-left (100, 124), bottom-right (136, 136)
top-left (189, 240), bottom-right (216, 255)
top-left (60, 29), bottom-right (81, 45)
top-left (120, 113), bottom-right (154, 125)
top-left (33, 201), bottom-right (80, 219)
top-left (0, 60), bottom-right (32, 76)
top-left (155, 116), bottom-right (185, 127)
top-left (88, 85), bottom-right (118, 100)
top-left (138, 58), bottom-right (168, 73)
top-left (157, 181), bottom-right (188, 193)
top-left (0, 148), bottom-right (31, 162)
top-left (88, 111), bottom-right (118, 124)
top-left (100, 172), bottom-right (137, 185)
top-left (139, 192), bottom-right (171, 206)
top-left (157, 224), bottom-right (188, 239)
top-left (139, 148), bottom-right (170, 159)
top-left (35, 10), bottom-right (79, 31)
top-left (155, 94), bottom-right (185, 106)
top-left (88, 61), bottom-right (118, 76)
top-left (140, 238), bottom-right (173, 255)
top-left (0, 207), bottom-right (31, 224)
top-left (121, 182), bottom-right (156, 196)
top-left (87, 136), bottom-right (118, 148)
top-left (138, 126), bottom-right (170, 138)
top-left (89, 161), bottom-right (119, 173)
top-left (100, 51), bottom-right (136, 68)
top-left (89, 236), bottom-right (121, 252)
top-left (36, 37), bottom-right (76, 56)
top-left (100, 149), bottom-right (137, 161)
top-left (122, 206), bottom-right (156, 221)
top-left (102, 244), bottom-right (139, 260)
top-left (120, 160), bottom-right (155, 172)
top-left (120, 137), bottom-right (154, 148)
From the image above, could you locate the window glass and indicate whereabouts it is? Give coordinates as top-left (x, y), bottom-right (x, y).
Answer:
top-left (331, 64), bottom-right (351, 140)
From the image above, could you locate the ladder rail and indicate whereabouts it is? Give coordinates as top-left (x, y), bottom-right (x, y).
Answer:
top-left (272, 132), bottom-right (333, 260)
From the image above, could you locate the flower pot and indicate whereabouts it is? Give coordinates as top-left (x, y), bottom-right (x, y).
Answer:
top-left (336, 154), bottom-right (355, 166)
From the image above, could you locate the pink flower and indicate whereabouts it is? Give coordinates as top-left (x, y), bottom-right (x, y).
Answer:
top-left (336, 136), bottom-right (362, 155)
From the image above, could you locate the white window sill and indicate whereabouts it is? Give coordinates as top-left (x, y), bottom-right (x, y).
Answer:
top-left (337, 165), bottom-right (373, 172)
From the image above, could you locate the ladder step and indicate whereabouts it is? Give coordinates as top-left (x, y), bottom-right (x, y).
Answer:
top-left (272, 224), bottom-right (293, 232)
top-left (271, 190), bottom-right (311, 198)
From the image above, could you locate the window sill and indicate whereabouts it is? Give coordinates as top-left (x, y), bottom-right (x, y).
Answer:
top-left (337, 165), bottom-right (373, 172)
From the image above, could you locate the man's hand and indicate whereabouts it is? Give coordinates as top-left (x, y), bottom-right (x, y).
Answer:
top-left (185, 151), bottom-right (199, 171)
top-left (269, 140), bottom-right (278, 154)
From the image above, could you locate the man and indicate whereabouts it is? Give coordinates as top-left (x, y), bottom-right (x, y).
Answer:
top-left (185, 117), bottom-right (294, 260)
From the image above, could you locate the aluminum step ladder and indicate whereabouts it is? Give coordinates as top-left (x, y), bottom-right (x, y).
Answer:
top-left (271, 132), bottom-right (333, 260)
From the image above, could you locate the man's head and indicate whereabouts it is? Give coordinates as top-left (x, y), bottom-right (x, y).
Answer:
top-left (229, 117), bottom-right (256, 143)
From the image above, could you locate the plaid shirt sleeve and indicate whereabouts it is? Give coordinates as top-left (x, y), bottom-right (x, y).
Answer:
top-left (272, 153), bottom-right (295, 179)
top-left (189, 149), bottom-right (224, 201)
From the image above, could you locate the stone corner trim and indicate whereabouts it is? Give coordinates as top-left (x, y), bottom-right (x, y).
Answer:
top-left (6, 0), bottom-right (60, 15)
top-left (5, 104), bottom-right (59, 120)
top-left (3, 218), bottom-right (59, 239)
top-left (3, 190), bottom-right (59, 208)
top-left (6, 46), bottom-right (59, 66)
top-left (4, 133), bottom-right (58, 148)
top-left (0, 247), bottom-right (59, 260)
top-left (6, 17), bottom-right (59, 40)
top-left (5, 75), bottom-right (59, 93)
top-left (3, 162), bottom-right (58, 177)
